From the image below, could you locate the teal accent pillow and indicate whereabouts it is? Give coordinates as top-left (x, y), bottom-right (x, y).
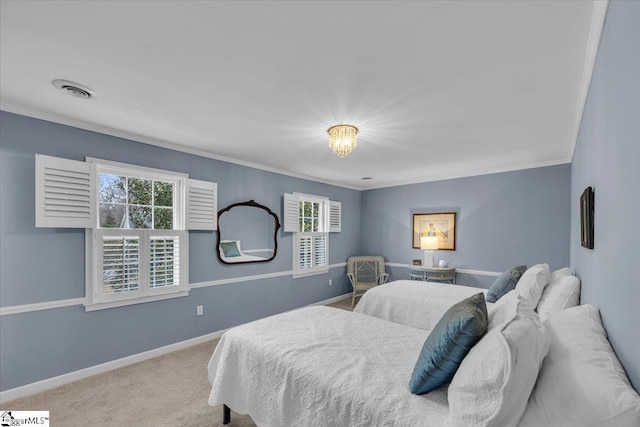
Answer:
top-left (486, 265), bottom-right (527, 303)
top-left (220, 241), bottom-right (241, 257)
top-left (409, 293), bottom-right (488, 395)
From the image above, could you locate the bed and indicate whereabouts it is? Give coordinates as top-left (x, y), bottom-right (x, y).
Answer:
top-left (208, 306), bottom-right (450, 426)
top-left (355, 264), bottom-right (581, 330)
top-left (219, 240), bottom-right (272, 263)
top-left (208, 261), bottom-right (639, 426)
top-left (354, 280), bottom-right (494, 330)
top-left (208, 300), bottom-right (640, 426)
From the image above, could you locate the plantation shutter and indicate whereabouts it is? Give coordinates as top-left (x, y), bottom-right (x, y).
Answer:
top-left (283, 193), bottom-right (299, 232)
top-left (314, 234), bottom-right (328, 267)
top-left (329, 201), bottom-right (341, 232)
top-left (298, 235), bottom-right (313, 271)
top-left (100, 234), bottom-right (141, 297)
top-left (149, 234), bottom-right (180, 289)
top-left (35, 154), bottom-right (94, 228)
top-left (186, 179), bottom-right (217, 230)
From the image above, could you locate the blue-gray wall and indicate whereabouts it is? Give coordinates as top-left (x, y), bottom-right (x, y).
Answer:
top-left (361, 165), bottom-right (571, 288)
top-left (570, 0), bottom-right (640, 389)
top-left (2, 1), bottom-right (639, 394)
top-left (0, 111), bottom-right (361, 391)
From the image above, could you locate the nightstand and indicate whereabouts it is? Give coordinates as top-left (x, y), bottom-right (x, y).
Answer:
top-left (409, 266), bottom-right (456, 284)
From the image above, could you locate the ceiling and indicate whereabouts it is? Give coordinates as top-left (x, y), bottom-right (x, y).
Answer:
top-left (0, 1), bottom-right (606, 190)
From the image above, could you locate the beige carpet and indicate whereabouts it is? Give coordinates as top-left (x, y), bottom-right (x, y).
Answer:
top-left (0, 297), bottom-right (355, 427)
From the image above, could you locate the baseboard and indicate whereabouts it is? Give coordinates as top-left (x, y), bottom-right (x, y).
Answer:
top-left (301, 292), bottom-right (352, 308)
top-left (0, 292), bottom-right (352, 403)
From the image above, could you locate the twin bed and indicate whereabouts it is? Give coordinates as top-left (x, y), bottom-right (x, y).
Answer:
top-left (354, 279), bottom-right (494, 331)
top-left (207, 264), bottom-right (640, 426)
top-left (208, 306), bottom-right (450, 426)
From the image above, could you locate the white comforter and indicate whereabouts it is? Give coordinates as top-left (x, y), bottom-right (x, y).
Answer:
top-left (208, 306), bottom-right (450, 427)
top-left (354, 280), bottom-right (494, 330)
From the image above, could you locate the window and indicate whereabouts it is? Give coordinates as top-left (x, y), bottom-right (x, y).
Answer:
top-left (35, 154), bottom-right (217, 311)
top-left (284, 193), bottom-right (341, 278)
top-left (88, 160), bottom-right (188, 309)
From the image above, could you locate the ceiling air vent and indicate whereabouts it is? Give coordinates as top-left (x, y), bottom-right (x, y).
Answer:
top-left (52, 79), bottom-right (95, 99)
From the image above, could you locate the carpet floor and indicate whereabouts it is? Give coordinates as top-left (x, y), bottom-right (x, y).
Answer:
top-left (1, 297), bottom-right (355, 426)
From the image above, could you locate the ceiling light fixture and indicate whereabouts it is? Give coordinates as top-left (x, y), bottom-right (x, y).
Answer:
top-left (52, 79), bottom-right (95, 99)
top-left (327, 124), bottom-right (358, 158)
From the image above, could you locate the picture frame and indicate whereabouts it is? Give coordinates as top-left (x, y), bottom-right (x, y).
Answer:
top-left (580, 187), bottom-right (594, 249)
top-left (412, 259), bottom-right (422, 266)
top-left (412, 212), bottom-right (456, 250)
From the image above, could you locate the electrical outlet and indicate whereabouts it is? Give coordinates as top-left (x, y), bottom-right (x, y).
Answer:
top-left (196, 305), bottom-right (203, 316)
top-left (329, 279), bottom-right (333, 286)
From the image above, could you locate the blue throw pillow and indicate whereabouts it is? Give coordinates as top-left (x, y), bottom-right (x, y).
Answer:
top-left (220, 241), bottom-right (241, 257)
top-left (409, 293), bottom-right (488, 395)
top-left (486, 265), bottom-right (527, 303)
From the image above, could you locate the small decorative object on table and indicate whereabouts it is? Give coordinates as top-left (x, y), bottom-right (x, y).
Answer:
top-left (439, 260), bottom-right (449, 268)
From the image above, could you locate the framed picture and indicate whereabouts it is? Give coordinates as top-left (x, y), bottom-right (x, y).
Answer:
top-left (580, 187), bottom-right (594, 249)
top-left (412, 259), bottom-right (422, 266)
top-left (412, 212), bottom-right (456, 250)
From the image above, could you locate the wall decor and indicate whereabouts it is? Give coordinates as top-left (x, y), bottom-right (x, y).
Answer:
top-left (580, 187), bottom-right (594, 249)
top-left (217, 200), bottom-right (281, 264)
top-left (412, 212), bottom-right (456, 250)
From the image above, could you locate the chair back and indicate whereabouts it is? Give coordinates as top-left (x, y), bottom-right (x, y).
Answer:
top-left (347, 256), bottom-right (386, 286)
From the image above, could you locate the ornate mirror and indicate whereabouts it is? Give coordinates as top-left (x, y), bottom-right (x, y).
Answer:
top-left (216, 200), bottom-right (281, 265)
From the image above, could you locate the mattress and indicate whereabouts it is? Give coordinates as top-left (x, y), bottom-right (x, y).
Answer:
top-left (208, 306), bottom-right (450, 427)
top-left (354, 280), bottom-right (494, 330)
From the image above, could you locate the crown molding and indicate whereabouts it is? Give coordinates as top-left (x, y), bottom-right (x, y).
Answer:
top-left (1, 103), bottom-right (572, 192)
top-left (0, 103), bottom-right (363, 191)
top-left (361, 157), bottom-right (572, 191)
top-left (569, 0), bottom-right (609, 161)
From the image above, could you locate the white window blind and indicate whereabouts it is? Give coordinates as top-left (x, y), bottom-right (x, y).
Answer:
top-left (284, 193), bottom-right (338, 277)
top-left (298, 235), bottom-right (313, 270)
top-left (329, 201), bottom-right (341, 232)
top-left (187, 179), bottom-right (217, 230)
top-left (314, 234), bottom-right (328, 267)
top-left (35, 154), bottom-right (94, 228)
top-left (149, 235), bottom-right (179, 288)
top-left (101, 234), bottom-right (140, 295)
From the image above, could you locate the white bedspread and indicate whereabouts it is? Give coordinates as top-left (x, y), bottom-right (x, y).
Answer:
top-left (208, 306), bottom-right (450, 427)
top-left (354, 280), bottom-right (494, 331)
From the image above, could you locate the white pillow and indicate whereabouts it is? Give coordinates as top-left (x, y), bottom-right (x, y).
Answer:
top-left (445, 290), bottom-right (550, 427)
top-left (519, 305), bottom-right (640, 427)
top-left (536, 275), bottom-right (580, 322)
top-left (550, 267), bottom-right (573, 280)
top-left (487, 288), bottom-right (518, 330)
top-left (514, 263), bottom-right (550, 309)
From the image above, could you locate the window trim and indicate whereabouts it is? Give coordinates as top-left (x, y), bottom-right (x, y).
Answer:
top-left (85, 158), bottom-right (190, 311)
top-left (291, 193), bottom-right (330, 278)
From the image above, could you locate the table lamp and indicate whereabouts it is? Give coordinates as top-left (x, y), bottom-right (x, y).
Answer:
top-left (420, 235), bottom-right (439, 268)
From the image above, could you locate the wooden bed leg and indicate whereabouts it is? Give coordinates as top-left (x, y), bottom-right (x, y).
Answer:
top-left (223, 404), bottom-right (231, 424)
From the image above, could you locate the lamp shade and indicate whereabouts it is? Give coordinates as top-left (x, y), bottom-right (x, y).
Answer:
top-left (420, 235), bottom-right (439, 250)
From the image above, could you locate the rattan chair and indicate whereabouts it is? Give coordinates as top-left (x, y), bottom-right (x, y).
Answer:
top-left (347, 256), bottom-right (389, 307)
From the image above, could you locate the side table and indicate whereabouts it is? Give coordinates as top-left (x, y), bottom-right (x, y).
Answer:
top-left (409, 266), bottom-right (456, 284)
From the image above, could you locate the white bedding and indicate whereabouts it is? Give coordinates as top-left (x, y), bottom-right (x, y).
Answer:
top-left (354, 280), bottom-right (494, 330)
top-left (208, 306), bottom-right (450, 427)
top-left (221, 253), bottom-right (267, 262)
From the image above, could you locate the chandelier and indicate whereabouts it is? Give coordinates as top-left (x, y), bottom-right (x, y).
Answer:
top-left (327, 124), bottom-right (359, 157)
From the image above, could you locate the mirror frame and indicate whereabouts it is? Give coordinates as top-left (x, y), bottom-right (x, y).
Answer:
top-left (216, 199), bottom-right (281, 265)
